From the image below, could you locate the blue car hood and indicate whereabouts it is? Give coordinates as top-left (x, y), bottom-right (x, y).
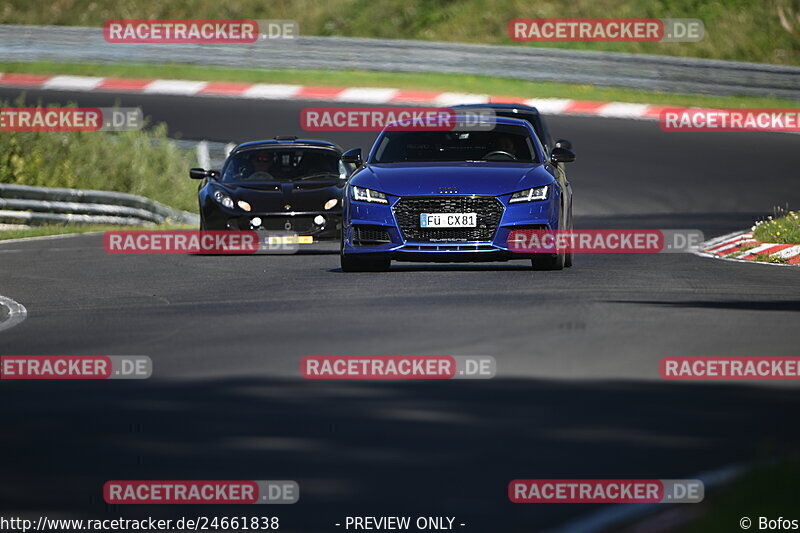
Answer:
top-left (353, 162), bottom-right (553, 196)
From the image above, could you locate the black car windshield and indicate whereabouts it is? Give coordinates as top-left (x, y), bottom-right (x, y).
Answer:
top-left (372, 124), bottom-right (538, 164)
top-left (222, 147), bottom-right (345, 182)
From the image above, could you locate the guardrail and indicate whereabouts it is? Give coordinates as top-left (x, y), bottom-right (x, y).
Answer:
top-left (0, 139), bottom-right (228, 229)
top-left (1, 25), bottom-right (799, 99)
top-left (0, 183), bottom-right (199, 227)
top-left (174, 139), bottom-right (235, 171)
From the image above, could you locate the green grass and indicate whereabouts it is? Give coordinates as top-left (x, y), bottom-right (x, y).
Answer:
top-left (728, 243), bottom-right (756, 259)
top-left (680, 459), bottom-right (800, 533)
top-left (753, 210), bottom-right (800, 245)
top-left (0, 95), bottom-right (199, 212)
top-left (0, 223), bottom-right (193, 241)
top-left (752, 253), bottom-right (789, 264)
top-left (1, 0), bottom-right (798, 65)
top-left (2, 61), bottom-right (798, 109)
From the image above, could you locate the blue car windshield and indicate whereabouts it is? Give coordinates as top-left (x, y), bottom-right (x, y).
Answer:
top-left (222, 148), bottom-right (345, 182)
top-left (372, 125), bottom-right (538, 164)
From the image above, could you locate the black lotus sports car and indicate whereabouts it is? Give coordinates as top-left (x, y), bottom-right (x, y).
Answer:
top-left (189, 137), bottom-right (350, 239)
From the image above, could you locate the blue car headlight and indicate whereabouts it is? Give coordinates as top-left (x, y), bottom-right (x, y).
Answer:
top-left (352, 185), bottom-right (388, 204)
top-left (509, 185), bottom-right (549, 203)
top-left (212, 189), bottom-right (235, 209)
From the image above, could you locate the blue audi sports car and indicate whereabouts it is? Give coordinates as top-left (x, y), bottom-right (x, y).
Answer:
top-left (339, 116), bottom-right (575, 271)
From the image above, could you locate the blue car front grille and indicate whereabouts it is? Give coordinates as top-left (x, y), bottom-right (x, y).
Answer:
top-left (393, 196), bottom-right (505, 243)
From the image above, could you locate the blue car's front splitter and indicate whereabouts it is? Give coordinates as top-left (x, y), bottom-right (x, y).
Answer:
top-left (343, 224), bottom-right (552, 262)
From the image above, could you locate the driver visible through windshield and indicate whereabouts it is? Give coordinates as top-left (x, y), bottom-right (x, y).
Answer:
top-left (223, 147), bottom-right (346, 182)
top-left (372, 124), bottom-right (538, 164)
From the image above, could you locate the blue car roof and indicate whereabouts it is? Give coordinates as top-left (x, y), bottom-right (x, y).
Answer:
top-left (474, 115), bottom-right (534, 127)
top-left (452, 102), bottom-right (541, 115)
top-left (382, 114), bottom-right (534, 129)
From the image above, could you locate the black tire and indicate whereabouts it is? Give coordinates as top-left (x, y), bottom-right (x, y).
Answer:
top-left (341, 253), bottom-right (391, 272)
top-left (564, 223), bottom-right (573, 268)
top-left (531, 252), bottom-right (565, 271)
top-left (199, 205), bottom-right (207, 230)
top-left (564, 201), bottom-right (573, 267)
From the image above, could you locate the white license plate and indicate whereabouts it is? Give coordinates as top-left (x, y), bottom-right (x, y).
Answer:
top-left (266, 235), bottom-right (314, 245)
top-left (420, 213), bottom-right (477, 228)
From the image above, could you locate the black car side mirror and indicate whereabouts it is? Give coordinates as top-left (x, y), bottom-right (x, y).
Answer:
top-left (189, 168), bottom-right (219, 179)
top-left (554, 139), bottom-right (573, 151)
top-left (341, 148), bottom-right (363, 166)
top-left (551, 147), bottom-right (576, 164)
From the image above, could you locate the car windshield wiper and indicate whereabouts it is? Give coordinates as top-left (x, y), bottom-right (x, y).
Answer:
top-left (296, 172), bottom-right (341, 180)
top-left (230, 173), bottom-right (339, 182)
top-left (379, 159), bottom-right (485, 163)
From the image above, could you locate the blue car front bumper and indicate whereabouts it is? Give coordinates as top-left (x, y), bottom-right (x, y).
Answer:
top-left (342, 194), bottom-right (560, 261)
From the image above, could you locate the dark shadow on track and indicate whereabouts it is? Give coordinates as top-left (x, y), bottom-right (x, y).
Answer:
top-left (2, 378), bottom-right (798, 532)
top-left (609, 300), bottom-right (800, 312)
top-left (332, 263), bottom-right (538, 273)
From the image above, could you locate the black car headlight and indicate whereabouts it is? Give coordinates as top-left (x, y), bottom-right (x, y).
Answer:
top-left (509, 185), bottom-right (549, 203)
top-left (212, 189), bottom-right (234, 209)
top-left (352, 186), bottom-right (388, 204)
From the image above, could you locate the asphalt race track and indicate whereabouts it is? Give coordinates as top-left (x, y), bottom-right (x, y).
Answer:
top-left (1, 88), bottom-right (799, 532)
